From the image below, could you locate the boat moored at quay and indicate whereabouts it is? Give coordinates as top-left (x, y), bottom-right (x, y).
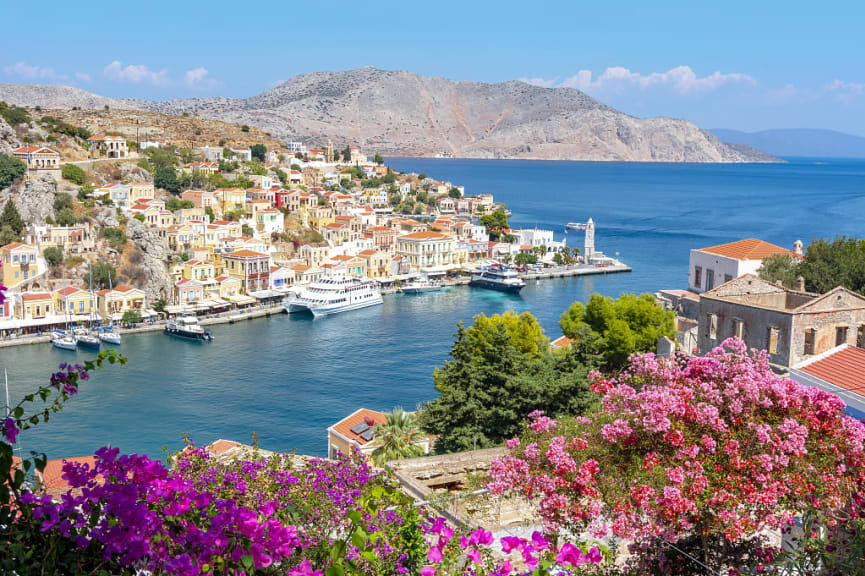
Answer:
top-left (164, 314), bottom-right (214, 341)
top-left (288, 277), bottom-right (383, 317)
top-left (469, 265), bottom-right (526, 293)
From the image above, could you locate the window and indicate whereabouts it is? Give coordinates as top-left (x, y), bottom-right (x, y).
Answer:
top-left (694, 266), bottom-right (702, 289)
top-left (768, 327), bottom-right (779, 355)
top-left (707, 313), bottom-right (718, 340)
top-left (724, 274), bottom-right (733, 284)
top-left (858, 325), bottom-right (865, 349)
top-left (706, 269), bottom-right (715, 291)
top-left (836, 326), bottom-right (849, 347)
top-left (733, 319), bottom-right (744, 340)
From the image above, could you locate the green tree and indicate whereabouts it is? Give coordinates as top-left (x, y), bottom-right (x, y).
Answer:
top-left (797, 236), bottom-right (865, 295)
top-left (241, 224), bottom-right (254, 237)
top-left (102, 227), bottom-right (126, 247)
top-left (514, 252), bottom-right (538, 267)
top-left (247, 160), bottom-right (267, 176)
top-left (560, 293), bottom-right (676, 370)
top-left (757, 253), bottom-right (801, 289)
top-left (419, 311), bottom-right (597, 453)
top-left (417, 173), bottom-right (426, 180)
top-left (60, 163), bottom-right (86, 185)
top-left (153, 298), bottom-right (167, 312)
top-left (43, 246), bottom-right (64, 266)
top-left (0, 201), bottom-right (24, 236)
top-left (122, 309), bottom-right (143, 324)
top-left (205, 207), bottom-right (215, 222)
top-left (274, 168), bottom-right (288, 186)
top-left (0, 154), bottom-right (26, 190)
top-left (0, 225), bottom-right (17, 245)
top-left (0, 102), bottom-right (30, 125)
top-left (154, 167), bottom-right (181, 194)
top-left (145, 146), bottom-right (178, 169)
top-left (341, 146), bottom-right (351, 162)
top-left (371, 407), bottom-right (427, 466)
top-left (241, 124), bottom-right (250, 133)
top-left (56, 207), bottom-right (77, 227)
top-left (480, 209), bottom-right (509, 241)
top-left (250, 144), bottom-right (267, 162)
top-left (448, 187), bottom-right (461, 199)
top-left (373, 153), bottom-right (383, 165)
top-left (89, 261), bottom-right (117, 290)
top-left (53, 192), bottom-right (74, 212)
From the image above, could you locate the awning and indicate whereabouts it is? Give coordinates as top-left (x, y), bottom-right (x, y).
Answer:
top-left (0, 319), bottom-right (20, 330)
top-left (247, 289), bottom-right (283, 300)
top-left (228, 294), bottom-right (256, 306)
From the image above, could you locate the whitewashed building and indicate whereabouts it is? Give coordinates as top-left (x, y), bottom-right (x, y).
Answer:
top-left (688, 238), bottom-right (802, 294)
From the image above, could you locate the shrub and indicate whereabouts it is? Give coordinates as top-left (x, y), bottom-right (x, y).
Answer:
top-left (121, 309), bottom-right (142, 324)
top-left (0, 154), bottom-right (26, 190)
top-left (56, 207), bottom-right (77, 227)
top-left (42, 246), bottom-right (63, 266)
top-left (102, 227), bottom-right (127, 247)
top-left (241, 124), bottom-right (250, 132)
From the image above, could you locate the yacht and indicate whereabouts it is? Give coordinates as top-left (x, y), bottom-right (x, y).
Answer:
top-left (288, 277), bottom-right (383, 317)
top-left (165, 314), bottom-right (214, 341)
top-left (51, 330), bottom-right (77, 351)
top-left (400, 278), bottom-right (441, 294)
top-left (469, 265), bottom-right (526, 293)
top-left (566, 222), bottom-right (586, 231)
top-left (78, 265), bottom-right (101, 350)
top-left (99, 275), bottom-right (121, 345)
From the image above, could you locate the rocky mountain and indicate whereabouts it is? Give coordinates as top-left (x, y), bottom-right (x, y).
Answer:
top-left (1, 68), bottom-right (778, 162)
top-left (710, 128), bottom-right (865, 159)
top-left (0, 83), bottom-right (130, 111)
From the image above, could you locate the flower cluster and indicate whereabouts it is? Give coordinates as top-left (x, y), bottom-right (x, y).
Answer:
top-left (490, 338), bottom-right (865, 550)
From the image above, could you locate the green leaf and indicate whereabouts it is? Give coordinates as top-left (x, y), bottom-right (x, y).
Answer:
top-left (240, 554), bottom-right (254, 571)
top-left (325, 565), bottom-right (344, 576)
top-left (13, 407), bottom-right (23, 418)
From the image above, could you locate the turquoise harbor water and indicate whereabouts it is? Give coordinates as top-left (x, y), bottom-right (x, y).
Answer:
top-left (4, 158), bottom-right (865, 460)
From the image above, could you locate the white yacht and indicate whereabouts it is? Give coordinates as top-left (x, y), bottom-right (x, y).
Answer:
top-left (165, 314), bottom-right (214, 341)
top-left (469, 265), bottom-right (526, 293)
top-left (288, 277), bottom-right (383, 317)
top-left (400, 278), bottom-right (441, 294)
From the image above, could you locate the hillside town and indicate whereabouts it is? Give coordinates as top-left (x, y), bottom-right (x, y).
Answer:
top-left (0, 103), bottom-right (620, 340)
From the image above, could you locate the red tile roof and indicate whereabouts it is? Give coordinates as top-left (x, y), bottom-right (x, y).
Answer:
top-left (400, 231), bottom-right (448, 241)
top-left (697, 239), bottom-right (800, 261)
top-left (21, 292), bottom-right (51, 301)
top-left (551, 335), bottom-right (575, 349)
top-left (330, 408), bottom-right (387, 446)
top-left (225, 249), bottom-right (268, 259)
top-left (798, 346), bottom-right (865, 395)
top-left (37, 456), bottom-right (98, 499)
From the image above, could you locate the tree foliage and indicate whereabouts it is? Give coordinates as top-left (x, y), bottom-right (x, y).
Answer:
top-left (144, 146), bottom-right (178, 170)
top-left (250, 144), bottom-right (267, 162)
top-left (0, 201), bottom-right (24, 236)
top-left (43, 246), bottom-right (63, 266)
top-left (122, 309), bottom-right (143, 324)
top-left (0, 101), bottom-right (30, 125)
top-left (56, 207), bottom-right (77, 227)
top-left (419, 311), bottom-right (598, 454)
top-left (798, 236), bottom-right (865, 295)
top-left (479, 209), bottom-right (509, 241)
top-left (560, 293), bottom-right (676, 370)
top-left (61, 163), bottom-right (86, 185)
top-left (371, 407), bottom-right (426, 466)
top-left (89, 261), bottom-right (117, 290)
top-left (154, 167), bottom-right (181, 194)
top-left (0, 154), bottom-right (26, 190)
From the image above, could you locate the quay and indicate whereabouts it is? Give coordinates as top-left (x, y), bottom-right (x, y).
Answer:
top-left (0, 262), bottom-right (628, 349)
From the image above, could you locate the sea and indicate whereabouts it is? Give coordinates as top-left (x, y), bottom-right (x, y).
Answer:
top-left (3, 158), bottom-right (865, 460)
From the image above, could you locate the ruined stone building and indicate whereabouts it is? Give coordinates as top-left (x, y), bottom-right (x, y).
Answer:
top-left (698, 274), bottom-right (865, 369)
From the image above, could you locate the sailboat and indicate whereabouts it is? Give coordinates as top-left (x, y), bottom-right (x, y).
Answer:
top-left (77, 264), bottom-right (101, 350)
top-left (98, 273), bottom-right (121, 345)
top-left (52, 288), bottom-right (77, 351)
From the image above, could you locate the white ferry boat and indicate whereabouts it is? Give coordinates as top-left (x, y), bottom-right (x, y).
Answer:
top-left (469, 265), bottom-right (526, 293)
top-left (288, 277), bottom-right (383, 317)
top-left (400, 278), bottom-right (441, 294)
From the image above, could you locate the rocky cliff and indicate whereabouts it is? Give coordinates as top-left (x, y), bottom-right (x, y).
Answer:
top-left (0, 68), bottom-right (779, 162)
top-left (0, 83), bottom-right (129, 110)
top-left (1, 173), bottom-right (57, 226)
top-left (0, 117), bottom-right (19, 155)
top-left (123, 218), bottom-right (172, 302)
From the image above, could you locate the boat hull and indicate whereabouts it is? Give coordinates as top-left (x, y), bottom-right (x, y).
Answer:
top-left (99, 333), bottom-right (122, 345)
top-left (401, 286), bottom-right (441, 294)
top-left (469, 279), bottom-right (525, 293)
top-left (52, 339), bottom-right (77, 351)
top-left (77, 337), bottom-right (101, 350)
top-left (164, 327), bottom-right (213, 341)
top-left (309, 296), bottom-right (384, 317)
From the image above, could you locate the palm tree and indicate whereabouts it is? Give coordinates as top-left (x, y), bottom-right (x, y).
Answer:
top-left (371, 407), bottom-right (426, 466)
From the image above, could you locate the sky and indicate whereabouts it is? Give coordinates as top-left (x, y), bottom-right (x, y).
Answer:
top-left (2, 0), bottom-right (863, 136)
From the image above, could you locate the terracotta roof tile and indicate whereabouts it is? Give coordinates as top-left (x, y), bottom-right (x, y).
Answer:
top-left (798, 346), bottom-right (865, 396)
top-left (330, 409), bottom-right (387, 446)
top-left (697, 239), bottom-right (800, 261)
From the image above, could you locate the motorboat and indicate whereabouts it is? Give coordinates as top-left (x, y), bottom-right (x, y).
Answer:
top-left (288, 277), bottom-right (383, 317)
top-left (400, 278), bottom-right (441, 294)
top-left (469, 265), bottom-right (526, 293)
top-left (164, 314), bottom-right (214, 341)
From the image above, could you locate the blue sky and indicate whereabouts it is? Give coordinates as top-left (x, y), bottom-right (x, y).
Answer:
top-left (2, 0), bottom-right (863, 135)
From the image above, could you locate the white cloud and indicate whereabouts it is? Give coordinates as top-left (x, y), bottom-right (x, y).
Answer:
top-left (74, 72), bottom-right (91, 83)
top-left (524, 65), bottom-right (756, 95)
top-left (823, 79), bottom-right (864, 104)
top-left (184, 66), bottom-right (219, 90)
top-left (764, 80), bottom-right (864, 106)
top-left (3, 61), bottom-right (64, 81)
top-left (103, 60), bottom-right (169, 86)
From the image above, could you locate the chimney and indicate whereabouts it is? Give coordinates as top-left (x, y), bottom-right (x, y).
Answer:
top-left (793, 240), bottom-right (803, 255)
top-left (796, 276), bottom-right (805, 292)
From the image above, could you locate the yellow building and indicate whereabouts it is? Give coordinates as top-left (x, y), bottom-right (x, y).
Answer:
top-left (357, 249), bottom-right (391, 279)
top-left (54, 286), bottom-right (96, 316)
top-left (129, 182), bottom-right (155, 203)
top-left (307, 205), bottom-right (335, 229)
top-left (182, 259), bottom-right (215, 282)
top-left (395, 231), bottom-right (455, 272)
top-left (217, 188), bottom-right (246, 213)
top-left (96, 286), bottom-right (146, 318)
top-left (330, 255), bottom-right (366, 278)
top-left (326, 408), bottom-right (430, 461)
top-left (15, 292), bottom-right (54, 320)
top-left (167, 225), bottom-right (199, 252)
top-left (213, 275), bottom-right (242, 298)
top-left (0, 243), bottom-right (40, 288)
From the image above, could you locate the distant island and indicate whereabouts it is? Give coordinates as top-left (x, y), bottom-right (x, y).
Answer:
top-left (0, 67), bottom-right (779, 163)
top-left (709, 128), bottom-right (865, 159)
